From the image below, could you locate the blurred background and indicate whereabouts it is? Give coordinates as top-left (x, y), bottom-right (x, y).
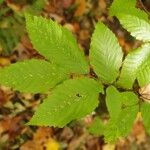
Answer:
top-left (0, 0), bottom-right (150, 149)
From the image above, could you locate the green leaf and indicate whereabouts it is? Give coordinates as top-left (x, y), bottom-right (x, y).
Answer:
top-left (109, 0), bottom-right (149, 22)
top-left (116, 92), bottom-right (139, 136)
top-left (110, 0), bottom-right (150, 42)
top-left (0, 59), bottom-right (67, 93)
top-left (104, 120), bottom-right (120, 143)
top-left (141, 102), bottom-right (150, 134)
top-left (106, 86), bottom-right (122, 119)
top-left (137, 61), bottom-right (150, 88)
top-left (118, 14), bottom-right (150, 42)
top-left (90, 22), bottom-right (123, 84)
top-left (88, 117), bottom-right (105, 136)
top-left (28, 78), bottom-right (104, 127)
top-left (117, 43), bottom-right (150, 89)
top-left (25, 14), bottom-right (89, 74)
top-left (104, 86), bottom-right (138, 142)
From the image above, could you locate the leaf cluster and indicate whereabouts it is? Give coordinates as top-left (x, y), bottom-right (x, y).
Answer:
top-left (1, 0), bottom-right (150, 143)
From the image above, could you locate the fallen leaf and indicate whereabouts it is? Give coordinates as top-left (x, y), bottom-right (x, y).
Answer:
top-left (103, 144), bottom-right (115, 150)
top-left (131, 121), bottom-right (146, 144)
top-left (45, 139), bottom-right (60, 150)
top-left (6, 0), bottom-right (21, 11)
top-left (20, 141), bottom-right (43, 150)
top-left (33, 127), bottom-right (53, 141)
top-left (20, 127), bottom-right (54, 150)
top-left (60, 127), bottom-right (74, 141)
top-left (0, 57), bottom-right (11, 67)
top-left (139, 84), bottom-right (150, 102)
top-left (98, 0), bottom-right (106, 12)
top-left (74, 0), bottom-right (86, 17)
top-left (62, 0), bottom-right (74, 8)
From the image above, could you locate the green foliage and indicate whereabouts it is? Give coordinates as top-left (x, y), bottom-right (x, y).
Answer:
top-left (141, 103), bottom-right (150, 134)
top-left (88, 117), bottom-right (105, 136)
top-left (90, 22), bottom-right (123, 84)
top-left (110, 0), bottom-right (150, 42)
top-left (118, 14), bottom-right (150, 42)
top-left (106, 86), bottom-right (122, 119)
top-left (28, 78), bottom-right (103, 127)
top-left (117, 43), bottom-right (150, 89)
top-left (89, 86), bottom-right (139, 142)
top-left (25, 14), bottom-right (89, 74)
top-left (104, 86), bottom-right (139, 142)
top-left (0, 59), bottom-right (67, 93)
top-left (109, 0), bottom-right (149, 22)
top-left (90, 0), bottom-right (150, 137)
top-left (1, 0), bottom-right (150, 143)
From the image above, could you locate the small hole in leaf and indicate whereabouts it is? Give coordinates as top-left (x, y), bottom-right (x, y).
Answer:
top-left (121, 104), bottom-right (127, 109)
top-left (76, 93), bottom-right (82, 97)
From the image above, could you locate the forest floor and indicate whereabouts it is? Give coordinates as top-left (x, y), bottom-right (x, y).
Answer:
top-left (1, 0), bottom-right (150, 149)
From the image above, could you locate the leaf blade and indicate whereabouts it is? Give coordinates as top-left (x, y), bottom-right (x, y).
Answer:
top-left (118, 14), bottom-right (150, 42)
top-left (106, 86), bottom-right (122, 119)
top-left (90, 22), bottom-right (123, 84)
top-left (105, 86), bottom-right (138, 142)
top-left (117, 44), bottom-right (150, 89)
top-left (141, 102), bottom-right (150, 134)
top-left (109, 0), bottom-right (149, 22)
top-left (88, 117), bottom-right (105, 136)
top-left (0, 59), bottom-right (67, 93)
top-left (25, 14), bottom-right (89, 74)
top-left (137, 57), bottom-right (150, 87)
top-left (28, 78), bottom-right (104, 127)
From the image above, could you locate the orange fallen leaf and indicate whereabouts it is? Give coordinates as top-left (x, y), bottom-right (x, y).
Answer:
top-left (74, 0), bottom-right (86, 17)
top-left (0, 57), bottom-right (11, 67)
top-left (45, 139), bottom-right (60, 150)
